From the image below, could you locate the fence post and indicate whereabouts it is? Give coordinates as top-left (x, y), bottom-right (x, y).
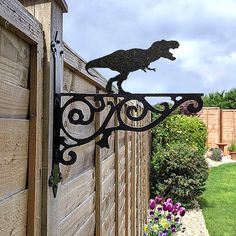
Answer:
top-left (19, 1), bottom-right (67, 235)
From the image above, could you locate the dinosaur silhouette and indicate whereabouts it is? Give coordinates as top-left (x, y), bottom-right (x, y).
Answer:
top-left (85, 40), bottom-right (179, 93)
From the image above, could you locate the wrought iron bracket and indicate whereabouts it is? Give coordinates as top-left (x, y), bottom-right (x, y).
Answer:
top-left (49, 33), bottom-right (204, 197)
top-left (54, 93), bottom-right (203, 167)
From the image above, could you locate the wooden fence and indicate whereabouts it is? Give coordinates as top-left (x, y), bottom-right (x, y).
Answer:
top-left (199, 107), bottom-right (236, 152)
top-left (0, 1), bottom-right (151, 235)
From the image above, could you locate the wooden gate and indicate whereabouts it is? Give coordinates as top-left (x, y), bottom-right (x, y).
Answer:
top-left (0, 1), bottom-right (43, 235)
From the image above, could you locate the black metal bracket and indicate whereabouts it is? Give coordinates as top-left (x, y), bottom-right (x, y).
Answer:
top-left (54, 93), bottom-right (203, 166)
top-left (49, 34), bottom-right (204, 197)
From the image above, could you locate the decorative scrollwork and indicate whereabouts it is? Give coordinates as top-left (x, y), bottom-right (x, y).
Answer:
top-left (54, 93), bottom-right (203, 165)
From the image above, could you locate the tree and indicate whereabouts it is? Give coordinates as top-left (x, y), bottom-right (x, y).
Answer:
top-left (203, 88), bottom-right (236, 109)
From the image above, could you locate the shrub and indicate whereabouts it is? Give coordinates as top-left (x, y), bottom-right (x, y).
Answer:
top-left (209, 148), bottom-right (222, 161)
top-left (151, 142), bottom-right (209, 205)
top-left (228, 143), bottom-right (236, 152)
top-left (152, 114), bottom-right (207, 156)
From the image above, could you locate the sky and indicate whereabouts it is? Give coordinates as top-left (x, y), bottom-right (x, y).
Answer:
top-left (63, 0), bottom-right (236, 96)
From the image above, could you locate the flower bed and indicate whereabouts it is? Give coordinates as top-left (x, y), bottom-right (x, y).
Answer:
top-left (144, 196), bottom-right (186, 236)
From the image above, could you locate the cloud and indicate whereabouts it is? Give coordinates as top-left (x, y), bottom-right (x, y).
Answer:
top-left (63, 0), bottom-right (236, 99)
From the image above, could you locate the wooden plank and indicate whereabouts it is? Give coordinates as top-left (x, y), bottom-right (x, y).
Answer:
top-left (119, 170), bottom-right (126, 194)
top-left (0, 25), bottom-right (30, 68)
top-left (63, 43), bottom-right (118, 92)
top-left (102, 170), bottom-right (115, 200)
top-left (61, 141), bottom-right (95, 183)
top-left (118, 200), bottom-right (126, 236)
top-left (95, 89), bottom-right (102, 236)
top-left (119, 146), bottom-right (126, 176)
top-left (63, 66), bottom-right (73, 92)
top-left (18, 1), bottom-right (65, 235)
top-left (0, 55), bottom-right (29, 88)
top-left (131, 130), bottom-right (136, 236)
top-left (119, 185), bottom-right (126, 211)
top-left (0, 80), bottom-right (29, 118)
top-left (110, 224), bottom-right (115, 236)
top-left (102, 203), bottom-right (116, 236)
top-left (101, 185), bottom-right (115, 220)
top-left (55, 0), bottom-right (68, 13)
top-left (125, 128), bottom-right (131, 235)
top-left (0, 0), bottom-right (42, 44)
top-left (0, 190), bottom-right (28, 236)
top-left (27, 31), bottom-right (44, 235)
top-left (74, 213), bottom-right (95, 236)
top-left (0, 119), bottom-right (29, 200)
top-left (71, 73), bottom-right (96, 94)
top-left (114, 101), bottom-right (120, 236)
top-left (59, 168), bottom-right (95, 221)
top-left (101, 153), bottom-right (115, 182)
top-left (59, 193), bottom-right (95, 236)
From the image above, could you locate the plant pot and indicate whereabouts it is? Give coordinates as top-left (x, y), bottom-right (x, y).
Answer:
top-left (230, 151), bottom-right (236, 160)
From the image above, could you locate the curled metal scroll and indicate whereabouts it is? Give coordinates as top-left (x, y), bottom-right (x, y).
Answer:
top-left (54, 93), bottom-right (203, 165)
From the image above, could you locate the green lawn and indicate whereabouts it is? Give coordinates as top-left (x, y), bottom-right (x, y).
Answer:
top-left (199, 163), bottom-right (236, 236)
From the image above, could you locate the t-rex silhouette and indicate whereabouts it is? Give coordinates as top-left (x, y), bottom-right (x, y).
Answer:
top-left (85, 40), bottom-right (179, 93)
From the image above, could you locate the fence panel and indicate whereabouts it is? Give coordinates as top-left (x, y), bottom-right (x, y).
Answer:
top-left (59, 43), bottom-right (151, 236)
top-left (199, 107), bottom-right (236, 152)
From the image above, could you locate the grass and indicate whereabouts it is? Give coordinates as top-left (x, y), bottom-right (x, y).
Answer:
top-left (199, 163), bottom-right (236, 236)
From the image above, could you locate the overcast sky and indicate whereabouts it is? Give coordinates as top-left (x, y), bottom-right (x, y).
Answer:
top-left (63, 0), bottom-right (236, 95)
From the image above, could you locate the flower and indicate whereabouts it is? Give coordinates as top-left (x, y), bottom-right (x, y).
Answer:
top-left (155, 196), bottom-right (163, 204)
top-left (162, 202), bottom-right (168, 211)
top-left (143, 224), bottom-right (149, 233)
top-left (179, 207), bottom-right (186, 216)
top-left (150, 210), bottom-right (154, 216)
top-left (172, 208), bottom-right (178, 215)
top-left (144, 196), bottom-right (186, 235)
top-left (157, 206), bottom-right (163, 212)
top-left (166, 198), bottom-right (173, 203)
top-left (153, 224), bottom-right (159, 233)
top-left (171, 224), bottom-right (176, 233)
top-left (166, 214), bottom-right (172, 221)
top-left (160, 218), bottom-right (169, 228)
top-left (173, 203), bottom-right (181, 211)
top-left (149, 199), bottom-right (156, 209)
top-left (167, 202), bottom-right (173, 212)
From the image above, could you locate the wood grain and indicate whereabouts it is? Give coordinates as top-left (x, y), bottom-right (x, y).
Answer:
top-left (0, 25), bottom-right (30, 68)
top-left (0, 190), bottom-right (28, 236)
top-left (61, 141), bottom-right (95, 183)
top-left (101, 185), bottom-right (115, 220)
top-left (102, 203), bottom-right (116, 236)
top-left (0, 119), bottom-right (29, 200)
top-left (74, 213), bottom-right (95, 236)
top-left (102, 170), bottom-right (115, 200)
top-left (59, 193), bottom-right (95, 236)
top-left (0, 0), bottom-right (42, 44)
top-left (0, 80), bottom-right (29, 118)
top-left (101, 153), bottom-right (115, 182)
top-left (59, 168), bottom-right (95, 221)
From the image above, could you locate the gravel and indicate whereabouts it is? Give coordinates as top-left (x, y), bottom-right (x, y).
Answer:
top-left (207, 155), bottom-right (236, 167)
top-left (176, 203), bottom-right (209, 236)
